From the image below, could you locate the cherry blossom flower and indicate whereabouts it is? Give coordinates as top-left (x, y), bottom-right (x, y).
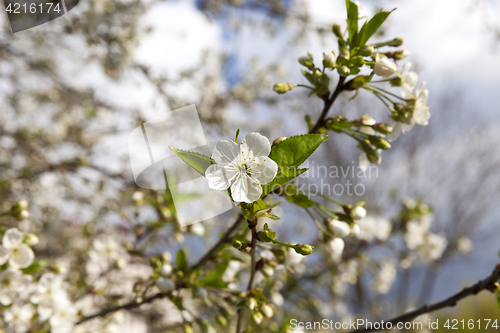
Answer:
top-left (0, 228), bottom-right (35, 269)
top-left (88, 235), bottom-right (128, 270)
top-left (30, 273), bottom-right (68, 321)
top-left (49, 298), bottom-right (78, 333)
top-left (0, 269), bottom-right (32, 305)
top-left (205, 132), bottom-right (278, 203)
top-left (3, 302), bottom-right (34, 333)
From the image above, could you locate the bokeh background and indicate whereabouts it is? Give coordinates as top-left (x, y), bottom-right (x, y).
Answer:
top-left (1, 0), bottom-right (500, 331)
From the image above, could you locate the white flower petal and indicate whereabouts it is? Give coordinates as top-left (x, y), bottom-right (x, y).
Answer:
top-left (240, 133), bottom-right (271, 160)
top-left (2, 228), bottom-right (24, 249)
top-left (231, 176), bottom-right (262, 203)
top-left (0, 246), bottom-right (9, 265)
top-left (9, 244), bottom-right (34, 268)
top-left (212, 139), bottom-right (239, 165)
top-left (413, 104), bottom-right (430, 126)
top-left (205, 164), bottom-right (236, 190)
top-left (248, 156), bottom-right (278, 185)
top-left (359, 153), bottom-right (369, 172)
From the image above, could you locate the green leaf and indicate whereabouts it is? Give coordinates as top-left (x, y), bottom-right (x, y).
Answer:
top-left (345, 0), bottom-right (359, 45)
top-left (176, 249), bottom-right (187, 270)
top-left (261, 167), bottom-right (308, 197)
top-left (353, 10), bottom-right (394, 47)
top-left (269, 134), bottom-right (329, 168)
top-left (169, 147), bottom-right (214, 176)
top-left (202, 261), bottom-right (229, 288)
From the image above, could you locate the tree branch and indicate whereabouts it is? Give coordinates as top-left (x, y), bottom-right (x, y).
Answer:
top-left (350, 264), bottom-right (500, 333)
top-left (309, 76), bottom-right (346, 134)
top-left (236, 219), bottom-right (258, 333)
top-left (75, 214), bottom-right (244, 325)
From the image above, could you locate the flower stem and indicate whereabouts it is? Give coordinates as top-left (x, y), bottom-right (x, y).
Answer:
top-left (236, 219), bottom-right (258, 333)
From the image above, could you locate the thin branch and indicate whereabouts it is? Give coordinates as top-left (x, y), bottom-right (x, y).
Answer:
top-left (192, 214), bottom-right (244, 270)
top-left (76, 214), bottom-right (244, 325)
top-left (309, 76), bottom-right (346, 134)
top-left (76, 292), bottom-right (166, 325)
top-left (236, 220), bottom-right (258, 333)
top-left (350, 264), bottom-right (500, 333)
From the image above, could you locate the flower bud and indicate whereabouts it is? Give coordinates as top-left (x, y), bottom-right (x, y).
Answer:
top-left (360, 114), bottom-right (376, 126)
top-left (262, 304), bottom-right (274, 318)
top-left (339, 49), bottom-right (350, 60)
top-left (273, 83), bottom-right (296, 94)
top-left (262, 265), bottom-right (274, 277)
top-left (12, 200), bottom-right (28, 212)
top-left (394, 50), bottom-right (410, 60)
top-left (350, 56), bottom-right (365, 67)
top-left (257, 231), bottom-right (272, 243)
top-left (374, 58), bottom-right (397, 78)
top-left (160, 264), bottom-right (173, 276)
top-left (332, 24), bottom-right (343, 38)
top-left (323, 51), bottom-right (335, 68)
top-left (298, 55), bottom-right (314, 70)
top-left (350, 224), bottom-right (361, 236)
top-left (312, 69), bottom-right (322, 79)
top-left (392, 37), bottom-right (404, 47)
top-left (367, 149), bottom-right (381, 165)
top-left (232, 239), bottom-right (242, 249)
top-left (294, 243), bottom-right (314, 256)
top-left (329, 220), bottom-right (350, 238)
top-left (338, 65), bottom-right (350, 77)
top-left (248, 297), bottom-right (257, 310)
top-left (351, 206), bottom-right (367, 220)
top-left (216, 315), bottom-right (228, 327)
top-left (25, 233), bottom-right (39, 246)
top-left (373, 123), bottom-right (393, 135)
top-left (156, 278), bottom-right (175, 293)
top-left (252, 312), bottom-right (264, 324)
top-left (161, 251), bottom-right (172, 264)
top-left (369, 137), bottom-right (391, 150)
top-left (132, 191), bottom-right (144, 202)
top-left (359, 45), bottom-right (374, 56)
top-left (272, 136), bottom-right (287, 147)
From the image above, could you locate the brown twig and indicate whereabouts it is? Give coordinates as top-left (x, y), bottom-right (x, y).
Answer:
top-left (236, 219), bottom-right (258, 333)
top-left (309, 76), bottom-right (346, 134)
top-left (350, 264), bottom-right (500, 333)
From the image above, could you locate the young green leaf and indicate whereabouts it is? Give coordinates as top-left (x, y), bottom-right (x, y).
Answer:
top-left (269, 134), bottom-right (329, 168)
top-left (169, 147), bottom-right (214, 175)
top-left (176, 249), bottom-right (187, 270)
top-left (345, 0), bottom-right (359, 45)
top-left (353, 10), bottom-right (395, 47)
top-left (202, 261), bottom-right (229, 288)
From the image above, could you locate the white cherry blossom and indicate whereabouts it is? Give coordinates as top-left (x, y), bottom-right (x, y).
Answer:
top-left (4, 302), bottom-right (34, 333)
top-left (205, 132), bottom-right (278, 203)
top-left (0, 228), bottom-right (35, 269)
top-left (30, 273), bottom-right (68, 321)
top-left (88, 235), bottom-right (128, 270)
top-left (49, 298), bottom-right (78, 333)
top-left (0, 269), bottom-right (32, 305)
